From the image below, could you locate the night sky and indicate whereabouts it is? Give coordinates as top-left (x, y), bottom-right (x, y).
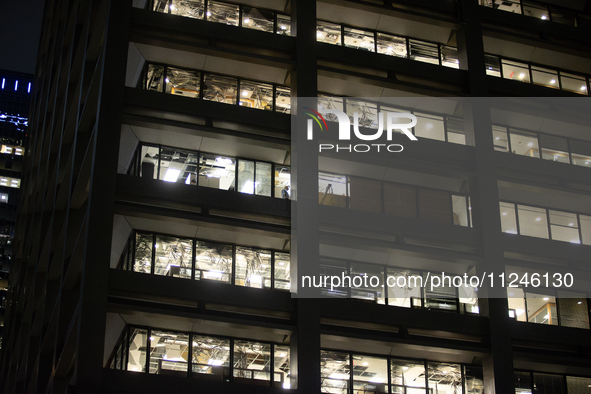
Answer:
top-left (0, 0), bottom-right (46, 75)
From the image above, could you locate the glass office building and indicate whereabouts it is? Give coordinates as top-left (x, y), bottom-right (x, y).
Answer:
top-left (1, 0), bottom-right (591, 393)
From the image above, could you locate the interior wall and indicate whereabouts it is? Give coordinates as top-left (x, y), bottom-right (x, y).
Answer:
top-left (111, 214), bottom-right (133, 268)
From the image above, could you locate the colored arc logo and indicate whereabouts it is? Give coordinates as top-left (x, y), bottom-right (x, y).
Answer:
top-left (304, 107), bottom-right (329, 131)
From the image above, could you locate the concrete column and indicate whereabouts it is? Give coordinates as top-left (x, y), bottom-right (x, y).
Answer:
top-left (290, 0), bottom-right (322, 392)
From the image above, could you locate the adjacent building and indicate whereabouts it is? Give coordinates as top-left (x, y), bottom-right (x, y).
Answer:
top-left (0, 70), bottom-right (32, 345)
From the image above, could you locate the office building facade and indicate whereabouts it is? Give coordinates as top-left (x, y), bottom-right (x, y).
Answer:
top-left (1, 0), bottom-right (591, 393)
top-left (0, 70), bottom-right (32, 345)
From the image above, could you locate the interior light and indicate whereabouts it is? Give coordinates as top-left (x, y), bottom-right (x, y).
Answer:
top-left (569, 223), bottom-right (574, 226)
top-left (578, 301), bottom-right (583, 305)
top-left (208, 359), bottom-right (224, 366)
top-left (163, 168), bottom-right (181, 182)
top-left (165, 78), bottom-right (170, 83)
top-left (442, 370), bottom-right (449, 374)
top-left (502, 212), bottom-right (507, 216)
top-left (516, 308), bottom-right (525, 316)
top-left (155, 244), bottom-right (158, 249)
top-left (150, 336), bottom-right (155, 341)
top-left (279, 352), bottom-right (287, 357)
top-left (329, 373), bottom-right (349, 380)
top-left (543, 297), bottom-right (549, 301)
top-left (283, 382), bottom-right (291, 389)
top-left (317, 31), bottom-right (323, 38)
top-left (369, 378), bottom-right (386, 383)
top-left (28, 82), bottom-right (31, 93)
top-left (455, 60), bottom-right (459, 64)
top-left (586, 161), bottom-right (590, 165)
top-left (402, 367), bottom-right (409, 370)
top-left (387, 46), bottom-right (392, 51)
top-left (169, 4), bottom-right (175, 10)
top-left (205, 270), bottom-right (223, 279)
top-left (550, 79), bottom-right (556, 84)
top-left (581, 86), bottom-right (587, 91)
top-left (544, 314), bottom-right (549, 319)
top-left (280, 25), bottom-right (286, 30)
top-left (488, 67), bottom-right (493, 70)
top-left (242, 90), bottom-right (249, 97)
top-left (535, 217), bottom-right (542, 222)
top-left (14, 81), bottom-right (18, 91)
top-left (1, 79), bottom-right (4, 89)
top-left (250, 274), bottom-right (262, 284)
top-left (541, 15), bottom-right (547, 20)
top-left (215, 157), bottom-right (233, 165)
top-left (279, 262), bottom-right (285, 266)
top-left (362, 362), bottom-right (369, 366)
top-left (241, 180), bottom-right (254, 194)
top-left (206, 11), bottom-right (211, 17)
top-left (495, 136), bottom-right (500, 140)
top-left (527, 142), bottom-right (534, 147)
top-left (519, 73), bottom-right (525, 78)
top-left (243, 18), bottom-right (250, 23)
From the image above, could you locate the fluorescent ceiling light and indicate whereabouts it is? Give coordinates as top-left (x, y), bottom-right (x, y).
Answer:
top-left (163, 168), bottom-right (180, 182)
top-left (215, 157), bottom-right (233, 165)
top-left (329, 373), bottom-right (349, 380)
